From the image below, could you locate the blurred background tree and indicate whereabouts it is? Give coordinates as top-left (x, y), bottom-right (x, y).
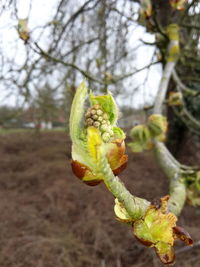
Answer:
top-left (0, 0), bottom-right (199, 138)
top-left (0, 0), bottom-right (198, 206)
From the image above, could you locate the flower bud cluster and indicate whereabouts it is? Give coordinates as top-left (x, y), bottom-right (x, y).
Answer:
top-left (85, 104), bottom-right (114, 142)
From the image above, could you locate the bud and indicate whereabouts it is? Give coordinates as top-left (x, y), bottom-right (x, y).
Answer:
top-left (91, 109), bottom-right (96, 115)
top-left (70, 82), bottom-right (128, 186)
top-left (100, 124), bottom-right (108, 132)
top-left (168, 92), bottom-right (183, 106)
top-left (129, 125), bottom-right (152, 152)
top-left (17, 18), bottom-right (30, 42)
top-left (97, 116), bottom-right (103, 122)
top-left (170, 0), bottom-right (187, 10)
top-left (133, 196), bottom-right (193, 265)
top-left (97, 109), bottom-right (103, 116)
top-left (86, 118), bottom-right (94, 126)
top-left (148, 114), bottom-right (168, 141)
top-left (93, 121), bottom-right (100, 128)
top-left (92, 114), bottom-right (98, 120)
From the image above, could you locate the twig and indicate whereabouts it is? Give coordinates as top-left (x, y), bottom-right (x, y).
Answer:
top-left (172, 70), bottom-right (200, 96)
top-left (33, 42), bottom-right (160, 86)
top-left (153, 60), bottom-right (176, 114)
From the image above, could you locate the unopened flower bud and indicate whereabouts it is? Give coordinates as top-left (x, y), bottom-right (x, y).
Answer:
top-left (86, 118), bottom-right (94, 126)
top-left (96, 109), bottom-right (103, 115)
top-left (91, 109), bottom-right (96, 115)
top-left (92, 114), bottom-right (98, 120)
top-left (85, 111), bottom-right (91, 118)
top-left (102, 120), bottom-right (107, 124)
top-left (97, 116), bottom-right (103, 122)
top-left (107, 125), bottom-right (112, 131)
top-left (94, 121), bottom-right (100, 128)
top-left (100, 124), bottom-right (108, 132)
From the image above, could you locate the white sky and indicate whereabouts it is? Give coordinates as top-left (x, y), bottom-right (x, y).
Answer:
top-left (0, 0), bottom-right (162, 109)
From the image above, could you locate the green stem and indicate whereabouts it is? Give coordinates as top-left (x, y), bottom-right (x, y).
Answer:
top-left (99, 154), bottom-right (150, 220)
top-left (154, 141), bottom-right (186, 216)
top-left (168, 178), bottom-right (186, 216)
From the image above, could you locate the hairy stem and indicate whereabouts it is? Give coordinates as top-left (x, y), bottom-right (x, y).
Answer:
top-left (99, 154), bottom-right (150, 220)
top-left (168, 178), bottom-right (186, 216)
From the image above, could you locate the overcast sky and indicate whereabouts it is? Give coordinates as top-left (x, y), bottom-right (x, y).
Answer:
top-left (0, 0), bottom-right (162, 109)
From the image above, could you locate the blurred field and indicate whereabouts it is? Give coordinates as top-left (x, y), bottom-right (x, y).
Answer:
top-left (0, 132), bottom-right (199, 267)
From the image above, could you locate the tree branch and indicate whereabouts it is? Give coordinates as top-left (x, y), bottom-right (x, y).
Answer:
top-left (172, 70), bottom-right (200, 97)
top-left (153, 61), bottom-right (176, 114)
top-left (33, 42), bottom-right (160, 86)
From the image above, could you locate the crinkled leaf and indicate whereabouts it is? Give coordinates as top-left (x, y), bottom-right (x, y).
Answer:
top-left (155, 242), bottom-right (175, 264)
top-left (133, 196), bottom-right (177, 264)
top-left (113, 126), bottom-right (126, 139)
top-left (134, 207), bottom-right (177, 246)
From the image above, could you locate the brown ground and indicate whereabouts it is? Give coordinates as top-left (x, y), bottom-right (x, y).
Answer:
top-left (0, 132), bottom-right (199, 267)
